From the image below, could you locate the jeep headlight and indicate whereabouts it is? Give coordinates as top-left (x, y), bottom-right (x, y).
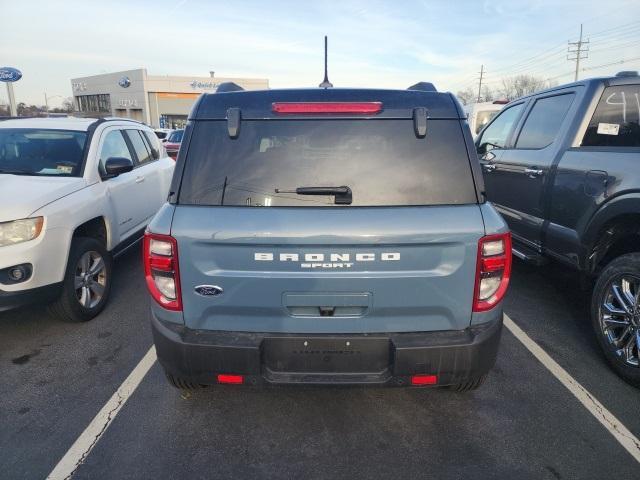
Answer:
top-left (0, 217), bottom-right (44, 247)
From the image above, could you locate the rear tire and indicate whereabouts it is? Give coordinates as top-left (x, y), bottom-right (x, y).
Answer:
top-left (450, 374), bottom-right (487, 392)
top-left (164, 370), bottom-right (207, 390)
top-left (591, 253), bottom-right (640, 388)
top-left (48, 237), bottom-right (112, 323)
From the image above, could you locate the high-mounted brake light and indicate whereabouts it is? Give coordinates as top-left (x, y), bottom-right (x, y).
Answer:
top-left (272, 102), bottom-right (383, 115)
top-left (473, 233), bottom-right (512, 312)
top-left (143, 232), bottom-right (182, 311)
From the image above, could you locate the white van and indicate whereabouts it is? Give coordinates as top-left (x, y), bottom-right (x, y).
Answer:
top-left (463, 101), bottom-right (508, 138)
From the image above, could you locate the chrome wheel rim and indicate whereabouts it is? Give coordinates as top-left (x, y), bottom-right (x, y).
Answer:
top-left (74, 251), bottom-right (107, 309)
top-left (599, 274), bottom-right (640, 367)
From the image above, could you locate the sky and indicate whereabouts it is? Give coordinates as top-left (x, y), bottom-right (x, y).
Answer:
top-left (1, 0), bottom-right (639, 107)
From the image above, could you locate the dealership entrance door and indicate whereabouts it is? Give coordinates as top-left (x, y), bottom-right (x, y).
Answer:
top-left (159, 114), bottom-right (187, 129)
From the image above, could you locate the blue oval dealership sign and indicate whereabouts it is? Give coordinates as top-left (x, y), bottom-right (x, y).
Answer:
top-left (0, 67), bottom-right (22, 82)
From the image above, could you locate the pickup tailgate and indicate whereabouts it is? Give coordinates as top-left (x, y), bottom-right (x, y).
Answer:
top-left (172, 205), bottom-right (484, 333)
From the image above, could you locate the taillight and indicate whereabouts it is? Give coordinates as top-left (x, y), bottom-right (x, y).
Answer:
top-left (143, 232), bottom-right (182, 311)
top-left (272, 102), bottom-right (383, 115)
top-left (473, 232), bottom-right (512, 312)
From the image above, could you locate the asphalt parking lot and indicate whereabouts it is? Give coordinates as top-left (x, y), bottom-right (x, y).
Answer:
top-left (1, 246), bottom-right (639, 480)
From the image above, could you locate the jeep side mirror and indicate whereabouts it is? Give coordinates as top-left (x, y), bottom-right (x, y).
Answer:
top-left (103, 157), bottom-right (134, 178)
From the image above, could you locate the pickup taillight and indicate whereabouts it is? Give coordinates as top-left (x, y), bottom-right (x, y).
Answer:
top-left (473, 233), bottom-right (512, 312)
top-left (143, 232), bottom-right (182, 311)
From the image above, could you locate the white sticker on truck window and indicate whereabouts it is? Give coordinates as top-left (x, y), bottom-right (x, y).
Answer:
top-left (597, 123), bottom-right (620, 135)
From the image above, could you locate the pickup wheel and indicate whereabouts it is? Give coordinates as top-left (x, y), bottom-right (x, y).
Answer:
top-left (48, 237), bottom-right (112, 323)
top-left (592, 253), bottom-right (640, 388)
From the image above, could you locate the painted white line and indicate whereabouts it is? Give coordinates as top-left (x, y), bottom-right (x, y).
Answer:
top-left (504, 314), bottom-right (640, 464)
top-left (47, 346), bottom-right (157, 480)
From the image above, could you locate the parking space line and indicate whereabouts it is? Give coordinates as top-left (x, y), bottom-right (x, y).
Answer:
top-left (46, 346), bottom-right (157, 480)
top-left (504, 314), bottom-right (640, 464)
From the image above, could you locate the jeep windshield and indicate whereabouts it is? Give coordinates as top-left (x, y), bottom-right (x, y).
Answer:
top-left (0, 129), bottom-right (87, 177)
top-left (179, 119), bottom-right (477, 206)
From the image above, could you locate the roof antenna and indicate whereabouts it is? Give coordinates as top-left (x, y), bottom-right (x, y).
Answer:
top-left (319, 36), bottom-right (333, 88)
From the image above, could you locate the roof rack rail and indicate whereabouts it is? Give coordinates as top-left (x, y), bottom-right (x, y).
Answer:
top-left (408, 82), bottom-right (437, 92)
top-left (216, 82), bottom-right (245, 93)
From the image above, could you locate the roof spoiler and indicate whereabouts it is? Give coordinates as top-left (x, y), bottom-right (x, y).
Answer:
top-left (408, 82), bottom-right (437, 92)
top-left (216, 82), bottom-right (245, 93)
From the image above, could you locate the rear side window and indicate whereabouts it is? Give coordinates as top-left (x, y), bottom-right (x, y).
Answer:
top-left (142, 131), bottom-right (161, 160)
top-left (477, 104), bottom-right (524, 152)
top-left (582, 85), bottom-right (640, 147)
top-left (125, 130), bottom-right (152, 165)
top-left (179, 120), bottom-right (477, 207)
top-left (515, 93), bottom-right (575, 149)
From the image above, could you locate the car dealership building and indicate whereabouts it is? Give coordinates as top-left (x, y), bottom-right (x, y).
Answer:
top-left (70, 69), bottom-right (269, 128)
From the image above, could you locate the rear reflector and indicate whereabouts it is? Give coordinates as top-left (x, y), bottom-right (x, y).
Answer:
top-left (411, 374), bottom-right (438, 385)
top-left (272, 102), bottom-right (383, 115)
top-left (217, 374), bottom-right (244, 385)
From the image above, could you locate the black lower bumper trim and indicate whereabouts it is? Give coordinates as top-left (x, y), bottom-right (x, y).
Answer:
top-left (151, 315), bottom-right (503, 387)
top-left (0, 282), bottom-right (62, 312)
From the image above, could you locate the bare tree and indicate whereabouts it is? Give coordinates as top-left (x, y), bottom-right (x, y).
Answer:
top-left (455, 87), bottom-right (476, 105)
top-left (498, 75), bottom-right (555, 101)
top-left (62, 97), bottom-right (75, 113)
top-left (481, 85), bottom-right (495, 102)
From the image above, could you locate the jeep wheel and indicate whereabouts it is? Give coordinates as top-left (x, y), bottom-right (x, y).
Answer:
top-left (592, 253), bottom-right (640, 388)
top-left (48, 237), bottom-right (112, 322)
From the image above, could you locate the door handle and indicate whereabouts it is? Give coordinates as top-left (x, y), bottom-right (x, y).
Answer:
top-left (524, 168), bottom-right (543, 178)
top-left (482, 163), bottom-right (496, 173)
top-left (135, 176), bottom-right (145, 183)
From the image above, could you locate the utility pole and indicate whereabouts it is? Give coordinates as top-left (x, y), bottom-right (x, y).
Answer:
top-left (476, 64), bottom-right (484, 103)
top-left (568, 24), bottom-right (589, 81)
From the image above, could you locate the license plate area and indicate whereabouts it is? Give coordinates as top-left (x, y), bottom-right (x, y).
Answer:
top-left (262, 337), bottom-right (391, 374)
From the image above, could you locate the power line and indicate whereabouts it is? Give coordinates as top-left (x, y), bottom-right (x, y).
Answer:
top-left (568, 24), bottom-right (589, 81)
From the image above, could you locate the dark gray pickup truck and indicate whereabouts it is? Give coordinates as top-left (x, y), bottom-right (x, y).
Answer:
top-left (476, 71), bottom-right (640, 387)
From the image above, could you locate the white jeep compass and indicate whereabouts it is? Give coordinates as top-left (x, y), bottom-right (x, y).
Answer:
top-left (0, 117), bottom-right (174, 321)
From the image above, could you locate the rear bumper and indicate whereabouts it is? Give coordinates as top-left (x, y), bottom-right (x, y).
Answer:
top-left (152, 314), bottom-right (503, 387)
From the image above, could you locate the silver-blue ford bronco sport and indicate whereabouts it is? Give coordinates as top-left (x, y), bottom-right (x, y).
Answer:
top-left (144, 81), bottom-right (511, 391)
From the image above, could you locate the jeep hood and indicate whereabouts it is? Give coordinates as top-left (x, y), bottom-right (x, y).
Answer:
top-left (0, 175), bottom-right (87, 222)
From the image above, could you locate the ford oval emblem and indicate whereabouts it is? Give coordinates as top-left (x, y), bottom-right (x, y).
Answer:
top-left (118, 76), bottom-right (131, 88)
top-left (0, 67), bottom-right (22, 83)
top-left (194, 285), bottom-right (223, 297)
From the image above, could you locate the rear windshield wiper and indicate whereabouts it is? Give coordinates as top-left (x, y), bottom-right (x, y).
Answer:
top-left (275, 186), bottom-right (352, 205)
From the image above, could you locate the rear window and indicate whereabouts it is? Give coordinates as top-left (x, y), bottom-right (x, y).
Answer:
top-left (168, 130), bottom-right (184, 143)
top-left (178, 119), bottom-right (477, 207)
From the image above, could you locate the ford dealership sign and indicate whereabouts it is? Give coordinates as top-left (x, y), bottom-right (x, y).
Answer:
top-left (0, 67), bottom-right (22, 82)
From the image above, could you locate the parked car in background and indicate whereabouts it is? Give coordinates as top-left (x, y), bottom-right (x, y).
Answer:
top-left (463, 100), bottom-right (508, 138)
top-left (164, 129), bottom-right (184, 159)
top-left (154, 128), bottom-right (174, 143)
top-left (476, 71), bottom-right (640, 387)
top-left (0, 117), bottom-right (175, 321)
top-left (145, 82), bottom-right (511, 392)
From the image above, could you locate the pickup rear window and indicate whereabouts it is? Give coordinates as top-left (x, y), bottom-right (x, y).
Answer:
top-left (178, 120), bottom-right (477, 207)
